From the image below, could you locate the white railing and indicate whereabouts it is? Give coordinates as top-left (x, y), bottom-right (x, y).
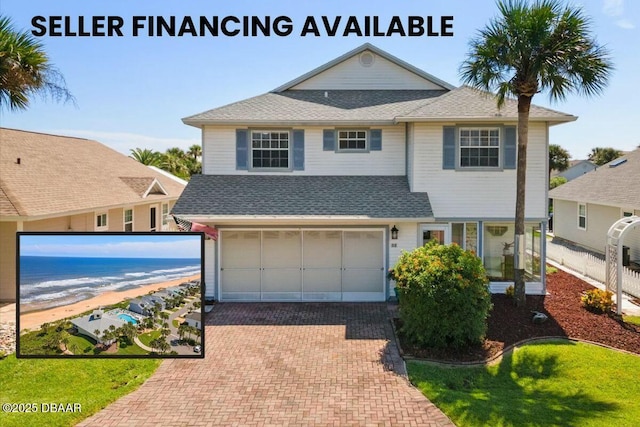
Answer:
top-left (547, 242), bottom-right (640, 299)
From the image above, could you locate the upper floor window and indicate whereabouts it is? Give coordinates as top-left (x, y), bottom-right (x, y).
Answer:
top-left (338, 130), bottom-right (367, 151)
top-left (459, 128), bottom-right (500, 168)
top-left (161, 203), bottom-right (169, 229)
top-left (251, 131), bottom-right (289, 169)
top-left (96, 212), bottom-right (108, 231)
top-left (124, 209), bottom-right (133, 232)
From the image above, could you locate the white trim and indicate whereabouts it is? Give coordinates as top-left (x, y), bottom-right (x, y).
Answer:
top-left (142, 178), bottom-right (168, 198)
top-left (149, 204), bottom-right (159, 231)
top-left (577, 203), bottom-right (587, 230)
top-left (420, 223), bottom-right (451, 246)
top-left (249, 129), bottom-right (291, 171)
top-left (458, 127), bottom-right (501, 169)
top-left (336, 129), bottom-right (368, 152)
top-left (161, 203), bottom-right (170, 230)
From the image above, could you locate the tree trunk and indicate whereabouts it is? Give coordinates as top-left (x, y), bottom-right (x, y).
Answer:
top-left (514, 94), bottom-right (532, 306)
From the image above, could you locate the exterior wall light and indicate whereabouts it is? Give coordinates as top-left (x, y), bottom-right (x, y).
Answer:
top-left (391, 225), bottom-right (399, 240)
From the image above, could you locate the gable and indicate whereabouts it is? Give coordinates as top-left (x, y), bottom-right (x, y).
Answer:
top-left (290, 50), bottom-right (446, 90)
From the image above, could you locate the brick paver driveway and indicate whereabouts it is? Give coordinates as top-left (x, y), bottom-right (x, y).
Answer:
top-left (80, 303), bottom-right (453, 426)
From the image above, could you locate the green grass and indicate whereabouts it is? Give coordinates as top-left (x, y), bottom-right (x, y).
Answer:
top-left (115, 339), bottom-right (148, 356)
top-left (546, 265), bottom-right (558, 275)
top-left (138, 330), bottom-right (161, 347)
top-left (408, 341), bottom-right (640, 427)
top-left (623, 315), bottom-right (640, 326)
top-left (172, 319), bottom-right (180, 328)
top-left (66, 334), bottom-right (96, 355)
top-left (0, 355), bottom-right (161, 427)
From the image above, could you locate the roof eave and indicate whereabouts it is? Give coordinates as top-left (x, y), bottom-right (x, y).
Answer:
top-left (395, 115), bottom-right (578, 124)
top-left (181, 119), bottom-right (398, 127)
top-left (173, 215), bottom-right (435, 223)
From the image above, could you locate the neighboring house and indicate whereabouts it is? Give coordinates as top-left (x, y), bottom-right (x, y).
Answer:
top-left (0, 128), bottom-right (186, 302)
top-left (70, 309), bottom-right (126, 345)
top-left (551, 159), bottom-right (597, 181)
top-left (550, 149), bottom-right (640, 261)
top-left (173, 43), bottom-right (576, 301)
top-left (165, 286), bottom-right (187, 296)
top-left (144, 294), bottom-right (167, 312)
top-left (184, 311), bottom-right (201, 329)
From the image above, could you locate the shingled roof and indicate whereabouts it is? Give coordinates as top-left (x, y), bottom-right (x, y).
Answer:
top-left (0, 128), bottom-right (185, 218)
top-left (549, 148), bottom-right (640, 210)
top-left (172, 175), bottom-right (433, 220)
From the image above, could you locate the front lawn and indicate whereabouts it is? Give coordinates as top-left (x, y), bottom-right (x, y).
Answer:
top-left (0, 355), bottom-right (160, 427)
top-left (138, 330), bottom-right (161, 347)
top-left (67, 334), bottom-right (95, 355)
top-left (408, 341), bottom-right (640, 427)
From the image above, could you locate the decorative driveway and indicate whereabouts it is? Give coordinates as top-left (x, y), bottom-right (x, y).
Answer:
top-left (79, 303), bottom-right (453, 426)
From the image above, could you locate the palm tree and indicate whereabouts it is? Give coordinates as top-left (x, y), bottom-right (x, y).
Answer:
top-left (187, 144), bottom-right (202, 161)
top-left (0, 15), bottom-right (73, 111)
top-left (130, 148), bottom-right (162, 166)
top-left (548, 144), bottom-right (570, 183)
top-left (461, 0), bottom-right (612, 306)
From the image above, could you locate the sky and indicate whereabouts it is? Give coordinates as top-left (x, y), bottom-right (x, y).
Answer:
top-left (1, 0), bottom-right (638, 159)
top-left (19, 234), bottom-right (203, 258)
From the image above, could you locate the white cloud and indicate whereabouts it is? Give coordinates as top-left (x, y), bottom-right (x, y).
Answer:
top-left (616, 19), bottom-right (635, 29)
top-left (45, 129), bottom-right (199, 155)
top-left (23, 240), bottom-right (202, 259)
top-left (603, 0), bottom-right (624, 17)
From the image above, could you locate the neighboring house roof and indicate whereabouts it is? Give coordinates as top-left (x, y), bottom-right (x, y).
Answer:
top-left (549, 148), bottom-right (640, 210)
top-left (550, 159), bottom-right (596, 178)
top-left (172, 175), bottom-right (433, 220)
top-left (185, 312), bottom-right (201, 322)
top-left (70, 312), bottom-right (126, 336)
top-left (0, 128), bottom-right (185, 218)
top-left (182, 45), bottom-right (575, 127)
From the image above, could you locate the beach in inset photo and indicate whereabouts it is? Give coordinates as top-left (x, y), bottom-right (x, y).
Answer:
top-left (17, 233), bottom-right (204, 358)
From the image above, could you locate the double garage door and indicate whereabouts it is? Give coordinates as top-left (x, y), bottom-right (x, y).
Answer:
top-left (220, 229), bottom-right (385, 301)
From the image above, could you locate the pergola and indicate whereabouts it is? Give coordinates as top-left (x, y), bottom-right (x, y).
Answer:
top-left (606, 216), bottom-right (640, 315)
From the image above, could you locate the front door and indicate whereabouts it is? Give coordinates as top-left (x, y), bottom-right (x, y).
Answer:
top-left (421, 224), bottom-right (450, 246)
top-left (149, 205), bottom-right (158, 231)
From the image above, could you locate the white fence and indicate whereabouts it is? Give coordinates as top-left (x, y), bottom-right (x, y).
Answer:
top-left (546, 242), bottom-right (640, 299)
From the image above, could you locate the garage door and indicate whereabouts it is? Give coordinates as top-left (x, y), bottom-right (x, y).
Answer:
top-left (220, 229), bottom-right (385, 301)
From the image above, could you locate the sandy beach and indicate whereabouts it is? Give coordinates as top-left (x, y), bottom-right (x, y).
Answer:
top-left (19, 274), bottom-right (201, 332)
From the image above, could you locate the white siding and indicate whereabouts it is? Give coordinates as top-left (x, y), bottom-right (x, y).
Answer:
top-left (407, 123), bottom-right (414, 191)
top-left (387, 222), bottom-right (419, 296)
top-left (203, 125), bottom-right (406, 176)
top-left (291, 52), bottom-right (445, 90)
top-left (412, 123), bottom-right (548, 219)
top-left (553, 200), bottom-right (619, 254)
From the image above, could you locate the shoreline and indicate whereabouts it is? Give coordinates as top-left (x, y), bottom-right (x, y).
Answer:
top-left (19, 274), bottom-right (201, 332)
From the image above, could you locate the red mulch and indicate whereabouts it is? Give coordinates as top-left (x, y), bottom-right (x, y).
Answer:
top-left (396, 269), bottom-right (640, 362)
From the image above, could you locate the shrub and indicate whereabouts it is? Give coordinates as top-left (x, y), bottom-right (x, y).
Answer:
top-left (581, 289), bottom-right (613, 313)
top-left (390, 241), bottom-right (492, 349)
top-left (505, 285), bottom-right (515, 298)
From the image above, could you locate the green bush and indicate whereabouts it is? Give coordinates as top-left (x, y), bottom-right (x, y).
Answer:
top-left (390, 241), bottom-right (492, 349)
top-left (581, 289), bottom-right (613, 314)
top-left (505, 285), bottom-right (515, 298)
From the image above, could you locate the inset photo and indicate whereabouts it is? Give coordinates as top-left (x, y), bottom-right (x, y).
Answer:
top-left (16, 232), bottom-right (204, 358)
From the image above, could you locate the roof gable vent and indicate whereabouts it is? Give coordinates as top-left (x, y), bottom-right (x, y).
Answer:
top-left (359, 51), bottom-right (375, 67)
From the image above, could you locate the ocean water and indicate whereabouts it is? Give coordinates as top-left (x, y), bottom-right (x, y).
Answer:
top-left (20, 256), bottom-right (201, 312)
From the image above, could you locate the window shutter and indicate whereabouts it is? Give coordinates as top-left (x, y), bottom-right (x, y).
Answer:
top-left (292, 129), bottom-right (304, 170)
top-left (323, 129), bottom-right (335, 151)
top-left (236, 129), bottom-right (248, 170)
top-left (503, 126), bottom-right (517, 169)
top-left (442, 126), bottom-right (456, 169)
top-left (369, 129), bottom-right (382, 151)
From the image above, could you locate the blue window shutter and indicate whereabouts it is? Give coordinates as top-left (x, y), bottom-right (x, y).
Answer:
top-left (442, 126), bottom-right (456, 169)
top-left (292, 130), bottom-right (304, 170)
top-left (323, 129), bottom-right (335, 151)
top-left (504, 126), bottom-right (517, 169)
top-left (370, 129), bottom-right (382, 151)
top-left (236, 129), bottom-right (248, 170)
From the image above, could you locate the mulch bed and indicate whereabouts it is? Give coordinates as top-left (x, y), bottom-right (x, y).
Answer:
top-left (396, 269), bottom-right (640, 362)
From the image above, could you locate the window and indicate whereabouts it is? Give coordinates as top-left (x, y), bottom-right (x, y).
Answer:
top-left (338, 130), bottom-right (367, 150)
top-left (96, 213), bottom-right (107, 230)
top-left (162, 203), bottom-right (169, 229)
top-left (459, 128), bottom-right (500, 167)
top-left (150, 206), bottom-right (157, 231)
top-left (578, 204), bottom-right (587, 230)
top-left (251, 131), bottom-right (289, 168)
top-left (124, 209), bottom-right (133, 232)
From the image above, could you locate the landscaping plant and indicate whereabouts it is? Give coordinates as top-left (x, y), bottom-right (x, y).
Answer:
top-left (390, 241), bottom-right (492, 349)
top-left (581, 288), bottom-right (613, 314)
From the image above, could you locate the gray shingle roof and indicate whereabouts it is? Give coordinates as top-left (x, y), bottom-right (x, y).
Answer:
top-left (397, 86), bottom-right (576, 123)
top-left (172, 175), bottom-right (433, 219)
top-left (549, 148), bottom-right (640, 209)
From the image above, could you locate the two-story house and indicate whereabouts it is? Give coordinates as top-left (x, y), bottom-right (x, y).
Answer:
top-left (172, 43), bottom-right (576, 302)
